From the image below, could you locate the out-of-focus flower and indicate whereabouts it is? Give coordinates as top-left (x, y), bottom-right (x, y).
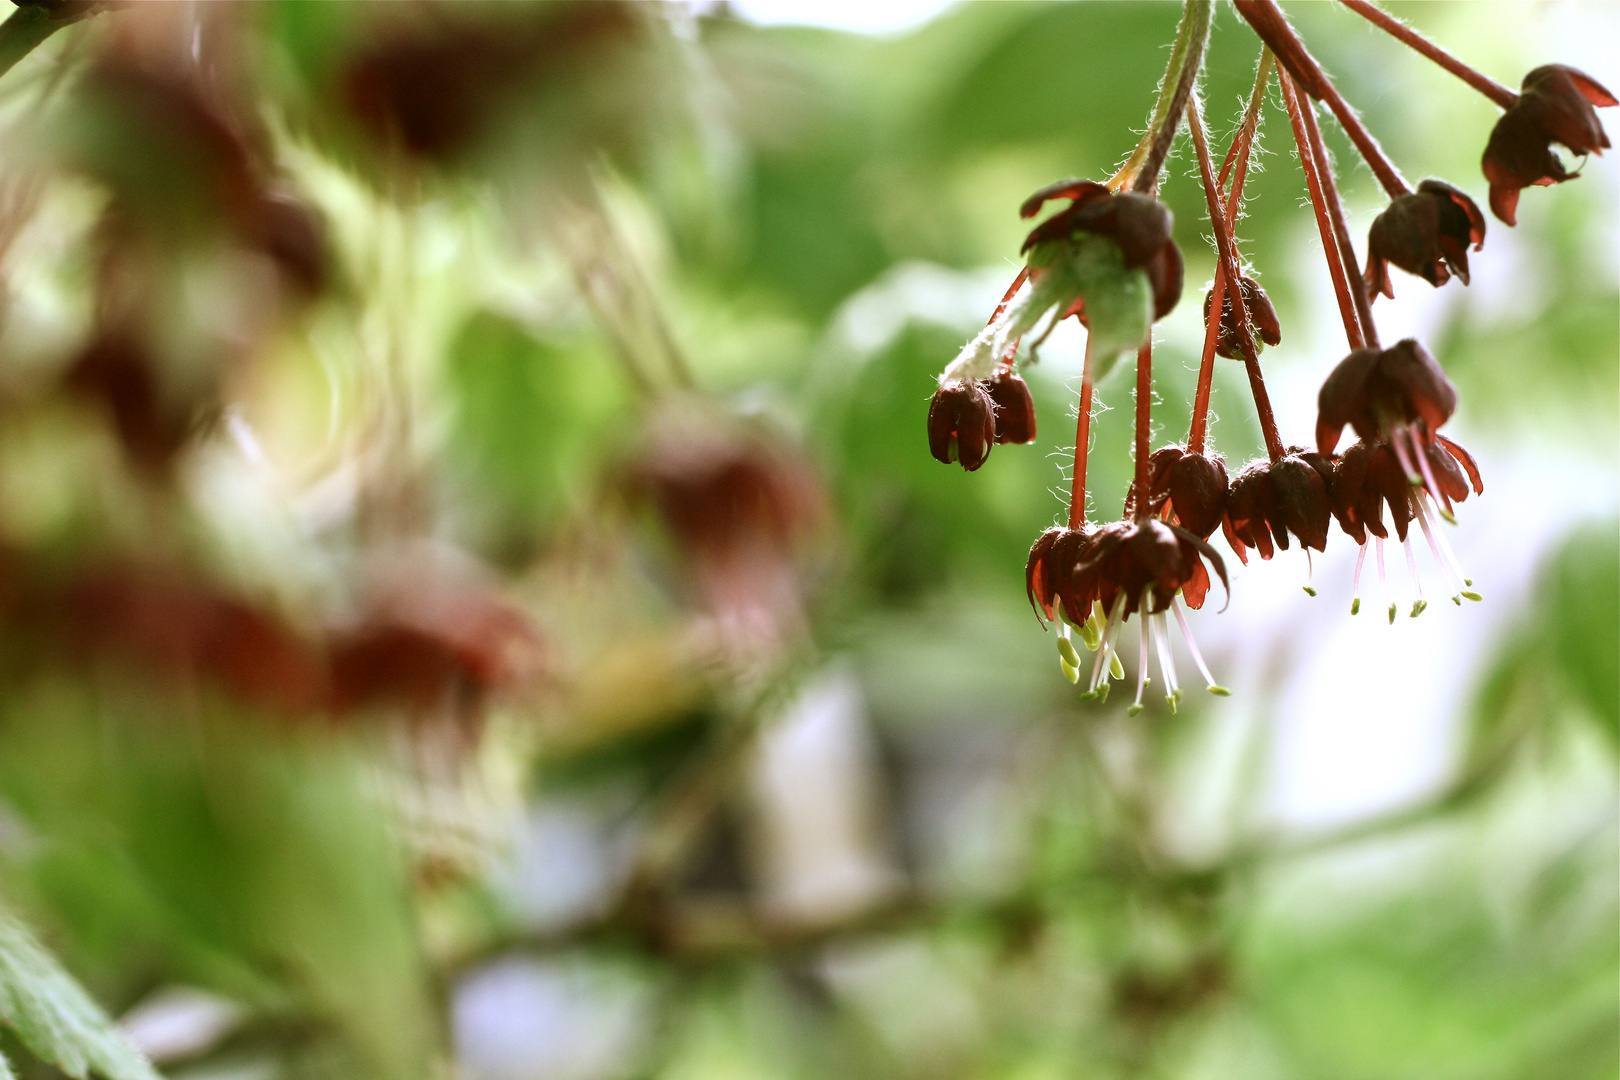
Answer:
top-left (1201, 274), bottom-right (1281, 358)
top-left (1482, 64), bottom-right (1617, 225)
top-left (984, 368), bottom-right (1037, 445)
top-left (341, 1), bottom-right (642, 164)
top-left (1124, 445), bottom-right (1229, 540)
top-left (64, 332), bottom-right (195, 477)
top-left (1220, 452), bottom-right (1334, 563)
top-left (928, 379), bottom-right (997, 471)
top-left (625, 406), bottom-right (824, 660)
top-left (1364, 179), bottom-right (1486, 299)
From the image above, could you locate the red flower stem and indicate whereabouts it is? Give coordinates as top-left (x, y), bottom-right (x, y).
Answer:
top-left (987, 266), bottom-right (1029, 370)
top-left (1278, 67), bottom-right (1366, 351)
top-left (1188, 271), bottom-right (1224, 456)
top-left (1189, 51), bottom-right (1272, 455)
top-left (1233, 0), bottom-right (1410, 200)
top-left (1297, 71), bottom-right (1381, 350)
top-left (1133, 338), bottom-right (1153, 521)
top-left (1067, 370), bottom-right (1095, 530)
top-left (1336, 0), bottom-right (1517, 109)
top-left (1189, 95), bottom-right (1285, 463)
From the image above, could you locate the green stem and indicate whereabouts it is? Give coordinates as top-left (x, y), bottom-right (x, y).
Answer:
top-left (0, 4), bottom-right (90, 83)
top-left (1115, 0), bottom-right (1214, 193)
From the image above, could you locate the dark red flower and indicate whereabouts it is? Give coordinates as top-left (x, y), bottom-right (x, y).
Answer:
top-left (1315, 338), bottom-right (1456, 456)
top-left (1018, 180), bottom-right (1184, 320)
top-left (1220, 452), bottom-right (1334, 563)
top-left (1201, 275), bottom-right (1281, 359)
top-left (985, 368), bottom-right (1037, 445)
top-left (1329, 436), bottom-right (1483, 620)
top-left (1060, 519), bottom-right (1229, 708)
top-left (1123, 445), bottom-right (1229, 540)
top-left (928, 379), bottom-right (997, 471)
top-left (1483, 64), bottom-right (1617, 225)
top-left (1026, 525), bottom-right (1096, 628)
top-left (1364, 179), bottom-right (1487, 299)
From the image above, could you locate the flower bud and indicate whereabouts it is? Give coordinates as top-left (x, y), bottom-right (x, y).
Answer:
top-left (928, 380), bottom-right (996, 471)
top-left (985, 369), bottom-right (1037, 445)
top-left (1201, 275), bottom-right (1281, 359)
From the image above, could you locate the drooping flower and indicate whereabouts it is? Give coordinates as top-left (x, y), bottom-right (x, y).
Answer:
top-left (1220, 451), bottom-right (1334, 564)
top-left (985, 368), bottom-right (1038, 445)
top-left (1329, 436), bottom-right (1483, 620)
top-left (1315, 338), bottom-right (1456, 458)
top-left (1124, 445), bottom-right (1229, 540)
top-left (1364, 179), bottom-right (1487, 299)
top-left (1482, 64), bottom-right (1617, 225)
top-left (941, 181), bottom-right (1183, 388)
top-left (928, 379), bottom-right (997, 471)
top-left (1018, 181), bottom-right (1185, 323)
top-left (1201, 275), bottom-right (1281, 358)
top-left (1065, 519), bottom-right (1230, 710)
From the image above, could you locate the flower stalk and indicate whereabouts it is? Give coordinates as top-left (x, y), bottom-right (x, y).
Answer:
top-left (1189, 94), bottom-right (1286, 463)
top-left (1294, 70), bottom-right (1381, 349)
top-left (1233, 0), bottom-right (1411, 200)
top-left (1113, 0), bottom-right (1215, 193)
top-left (1189, 51), bottom-right (1273, 455)
top-left (1337, 0), bottom-right (1518, 110)
top-left (1133, 339), bottom-right (1153, 521)
top-left (1067, 368), bottom-right (1096, 529)
top-left (1277, 67), bottom-right (1367, 351)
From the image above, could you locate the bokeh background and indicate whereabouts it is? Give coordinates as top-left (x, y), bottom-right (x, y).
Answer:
top-left (0, 2), bottom-right (1613, 1079)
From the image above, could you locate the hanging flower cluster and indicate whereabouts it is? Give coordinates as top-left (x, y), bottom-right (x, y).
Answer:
top-left (926, 0), bottom-right (1612, 708)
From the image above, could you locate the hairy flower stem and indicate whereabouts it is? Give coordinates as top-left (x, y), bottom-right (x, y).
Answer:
top-left (1233, 0), bottom-right (1411, 200)
top-left (1133, 339), bottom-right (1153, 521)
top-left (1189, 95), bottom-right (1285, 463)
top-left (1189, 51), bottom-right (1273, 455)
top-left (989, 267), bottom-right (1030, 369)
top-left (1113, 0), bottom-right (1214, 193)
top-left (1068, 367), bottom-right (1096, 530)
top-left (1296, 70), bottom-right (1381, 349)
top-left (1337, 0), bottom-right (1517, 109)
top-left (1278, 67), bottom-right (1366, 351)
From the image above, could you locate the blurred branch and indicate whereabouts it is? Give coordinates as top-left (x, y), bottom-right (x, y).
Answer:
top-left (0, 2), bottom-right (98, 82)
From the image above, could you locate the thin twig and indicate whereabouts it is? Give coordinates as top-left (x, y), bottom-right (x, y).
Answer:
top-left (1233, 0), bottom-right (1411, 200)
top-left (1278, 67), bottom-right (1366, 351)
top-left (1337, 0), bottom-right (1517, 109)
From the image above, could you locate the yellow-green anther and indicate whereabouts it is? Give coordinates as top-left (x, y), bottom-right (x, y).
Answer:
top-left (1302, 585), bottom-right (1317, 597)
top-left (1387, 603), bottom-right (1397, 624)
top-left (1410, 599), bottom-right (1427, 617)
top-left (1080, 618), bottom-right (1101, 651)
top-left (1061, 656), bottom-right (1080, 684)
top-left (1207, 685), bottom-right (1231, 696)
top-left (1350, 598), bottom-right (1361, 615)
top-left (1109, 652), bottom-right (1124, 680)
top-left (1462, 590), bottom-right (1482, 602)
top-left (1128, 704), bottom-right (1144, 717)
top-left (1438, 506), bottom-right (1457, 525)
top-left (1058, 636), bottom-right (1081, 668)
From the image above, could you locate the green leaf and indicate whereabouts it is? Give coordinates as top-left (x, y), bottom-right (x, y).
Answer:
top-left (0, 907), bottom-right (160, 1080)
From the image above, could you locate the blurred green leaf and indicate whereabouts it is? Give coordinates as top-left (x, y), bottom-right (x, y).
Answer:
top-left (0, 906), bottom-right (159, 1080)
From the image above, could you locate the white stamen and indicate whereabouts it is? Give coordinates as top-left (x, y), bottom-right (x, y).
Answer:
top-left (1389, 424), bottom-right (1422, 484)
top-left (1376, 537), bottom-right (1395, 624)
top-left (1351, 542), bottom-right (1368, 615)
top-left (1409, 428), bottom-right (1451, 520)
top-left (1428, 506), bottom-right (1480, 599)
top-left (1129, 612), bottom-right (1150, 715)
top-left (1088, 592), bottom-right (1129, 695)
top-left (1170, 598), bottom-right (1227, 694)
top-left (1152, 611), bottom-right (1180, 708)
top-left (1410, 489), bottom-right (1464, 603)
top-left (1404, 535), bottom-right (1426, 617)
top-left (1302, 548), bottom-right (1317, 596)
